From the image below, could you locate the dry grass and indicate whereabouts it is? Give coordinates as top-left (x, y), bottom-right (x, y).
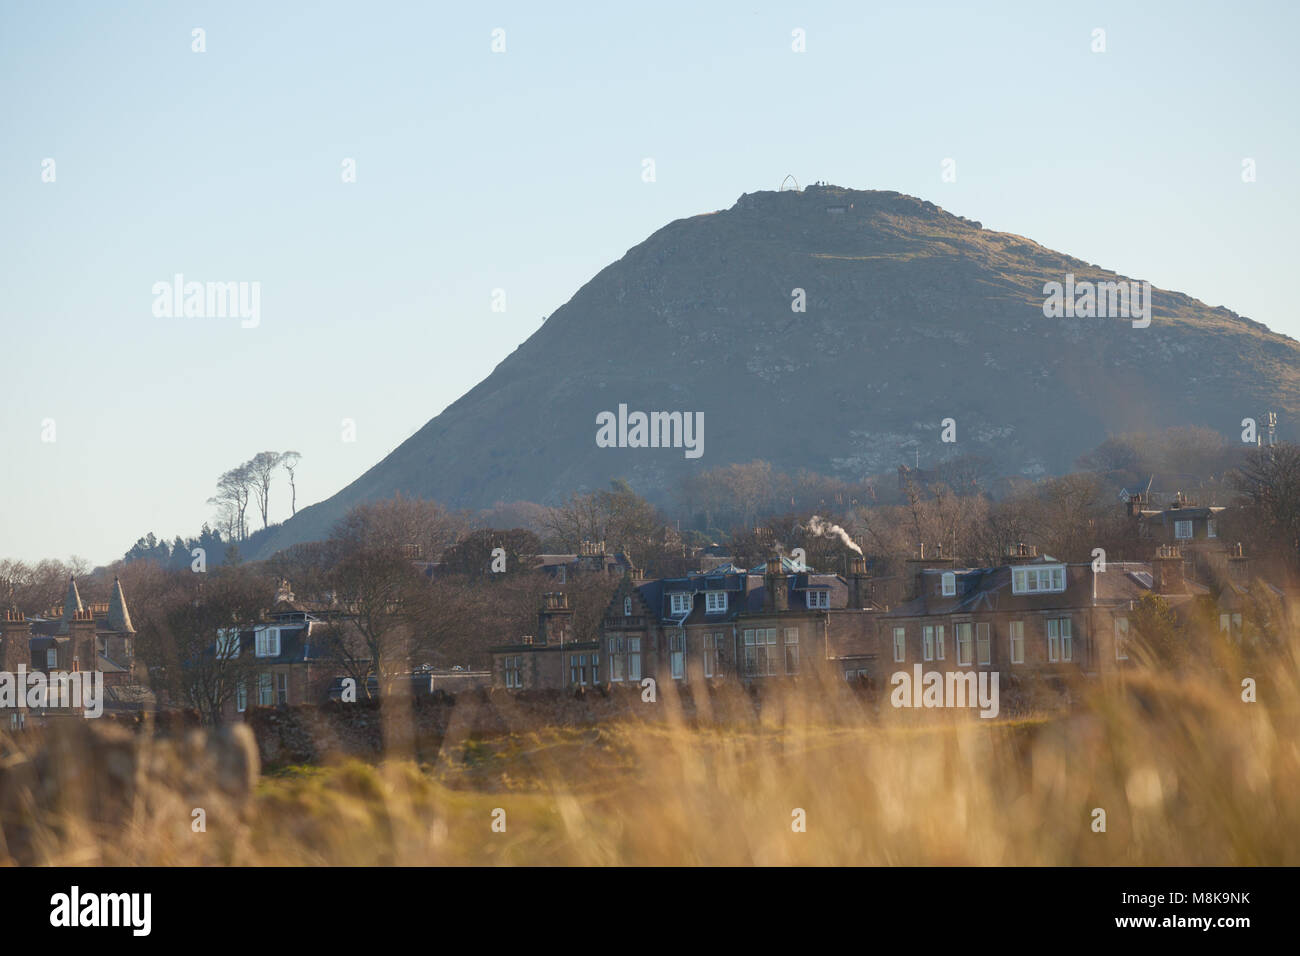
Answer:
top-left (3, 623), bottom-right (1298, 866)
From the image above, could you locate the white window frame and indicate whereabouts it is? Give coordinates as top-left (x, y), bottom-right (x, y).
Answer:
top-left (784, 627), bottom-right (800, 675)
top-left (570, 653), bottom-right (590, 686)
top-left (1009, 621), bottom-right (1024, 664)
top-left (669, 592), bottom-right (691, 615)
top-left (1047, 618), bottom-right (1073, 662)
top-left (893, 627), bottom-right (906, 663)
top-left (1174, 520), bottom-right (1193, 540)
top-left (705, 591), bottom-right (728, 614)
top-left (1011, 565), bottom-right (1067, 595)
top-left (627, 637), bottom-right (641, 681)
top-left (956, 622), bottom-right (973, 666)
top-left (670, 632), bottom-right (685, 679)
top-left (922, 626), bottom-right (934, 662)
top-left (1115, 618), bottom-right (1129, 661)
top-left (46, 647), bottom-right (57, 669)
top-left (255, 627), bottom-right (281, 658)
top-left (608, 637), bottom-right (624, 680)
top-left (623, 596), bottom-right (632, 616)
top-left (236, 681), bottom-right (247, 712)
top-left (976, 622), bottom-right (991, 666)
top-left (935, 625), bottom-right (945, 660)
top-left (704, 632), bottom-right (723, 678)
top-left (805, 590), bottom-right (830, 609)
top-left (258, 672), bottom-right (274, 706)
top-left (941, 572), bottom-right (956, 597)
top-left (276, 672), bottom-right (289, 705)
top-left (1207, 520), bottom-right (1217, 539)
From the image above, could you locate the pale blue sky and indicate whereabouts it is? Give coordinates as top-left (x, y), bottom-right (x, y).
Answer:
top-left (2, 0), bottom-right (1296, 564)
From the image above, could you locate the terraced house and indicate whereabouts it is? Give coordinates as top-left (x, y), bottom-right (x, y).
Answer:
top-left (492, 557), bottom-right (880, 690)
top-left (878, 545), bottom-right (1217, 678)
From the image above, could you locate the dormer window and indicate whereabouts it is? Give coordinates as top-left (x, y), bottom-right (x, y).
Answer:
top-left (1174, 520), bottom-right (1193, 539)
top-left (705, 591), bottom-right (728, 614)
top-left (941, 572), bottom-right (956, 597)
top-left (255, 627), bottom-right (281, 658)
top-left (623, 597), bottom-right (632, 616)
top-left (1012, 565), bottom-right (1066, 595)
top-left (806, 590), bottom-right (830, 609)
top-left (669, 593), bottom-right (691, 615)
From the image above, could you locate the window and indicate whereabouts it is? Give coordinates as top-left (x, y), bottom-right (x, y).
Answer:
top-left (976, 622), bottom-right (991, 665)
top-left (704, 632), bottom-right (724, 677)
top-left (592, 653), bottom-right (600, 683)
top-left (570, 654), bottom-right (590, 685)
top-left (236, 681), bottom-right (247, 712)
top-left (1011, 565), bottom-right (1066, 595)
top-left (935, 625), bottom-right (945, 660)
top-left (1207, 520), bottom-right (1217, 539)
top-left (922, 626), bottom-right (934, 661)
top-left (1009, 621), bottom-right (1024, 664)
top-left (743, 628), bottom-right (778, 676)
top-left (670, 592), bottom-right (691, 615)
top-left (893, 627), bottom-right (906, 663)
top-left (670, 633), bottom-right (685, 679)
top-left (608, 637), bottom-right (624, 680)
top-left (784, 627), bottom-right (800, 675)
top-left (623, 597), bottom-right (632, 616)
top-left (806, 590), bottom-right (830, 609)
top-left (1220, 613), bottom-right (1243, 642)
top-left (1174, 520), bottom-right (1192, 539)
top-left (627, 637), bottom-right (641, 681)
top-left (505, 655), bottom-right (523, 688)
top-left (706, 591), bottom-right (728, 614)
top-left (258, 673), bottom-right (274, 706)
top-left (956, 622), bottom-right (973, 666)
top-left (46, 648), bottom-right (57, 669)
top-left (1047, 618), bottom-right (1072, 662)
top-left (255, 627), bottom-right (281, 658)
top-left (216, 628), bottom-right (240, 660)
top-left (941, 572), bottom-right (956, 597)
top-left (1115, 618), bottom-right (1129, 661)
top-left (276, 672), bottom-right (288, 705)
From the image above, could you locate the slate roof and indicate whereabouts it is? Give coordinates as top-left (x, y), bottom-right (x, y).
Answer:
top-left (885, 560), bottom-right (1207, 619)
top-left (106, 577), bottom-right (134, 633)
top-left (635, 563), bottom-right (848, 625)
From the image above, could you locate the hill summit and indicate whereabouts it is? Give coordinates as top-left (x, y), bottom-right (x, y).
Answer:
top-left (253, 185), bottom-right (1300, 556)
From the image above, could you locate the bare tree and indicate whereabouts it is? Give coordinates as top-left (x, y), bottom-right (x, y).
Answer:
top-left (248, 451), bottom-right (284, 530)
top-left (210, 463), bottom-right (254, 541)
top-left (280, 451), bottom-right (302, 516)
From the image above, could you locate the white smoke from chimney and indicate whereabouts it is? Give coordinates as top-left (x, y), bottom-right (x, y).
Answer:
top-left (806, 515), bottom-right (863, 555)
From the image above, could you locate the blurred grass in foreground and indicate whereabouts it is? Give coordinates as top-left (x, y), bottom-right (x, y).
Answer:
top-left (3, 619), bottom-right (1297, 866)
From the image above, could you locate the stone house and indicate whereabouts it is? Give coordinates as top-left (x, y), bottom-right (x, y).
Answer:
top-left (491, 556), bottom-right (880, 691)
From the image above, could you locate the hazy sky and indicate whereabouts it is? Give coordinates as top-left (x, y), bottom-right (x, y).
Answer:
top-left (2, 1), bottom-right (1296, 565)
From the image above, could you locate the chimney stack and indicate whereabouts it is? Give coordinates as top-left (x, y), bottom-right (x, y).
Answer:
top-left (763, 557), bottom-right (789, 612)
top-left (1, 611), bottom-right (31, 672)
top-left (536, 592), bottom-right (573, 645)
top-left (846, 555), bottom-right (871, 608)
top-left (1227, 543), bottom-right (1250, 583)
top-left (69, 608), bottom-right (96, 672)
top-left (904, 546), bottom-right (955, 602)
top-left (1152, 545), bottom-right (1186, 595)
top-left (1004, 542), bottom-right (1040, 566)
